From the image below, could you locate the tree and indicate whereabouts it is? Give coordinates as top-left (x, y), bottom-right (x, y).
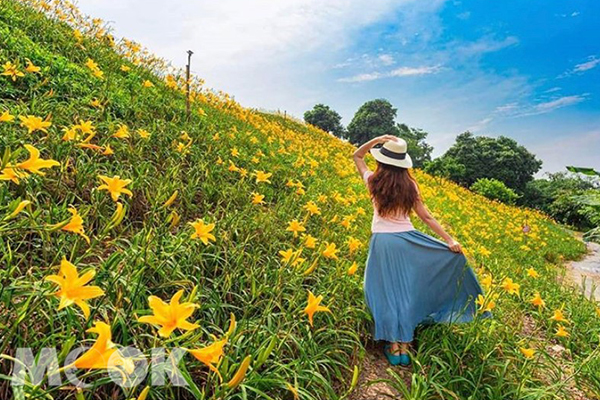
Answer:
top-left (397, 123), bottom-right (433, 168)
top-left (424, 157), bottom-right (466, 181)
top-left (303, 104), bottom-right (345, 139)
top-left (346, 99), bottom-right (397, 145)
top-left (429, 132), bottom-right (542, 193)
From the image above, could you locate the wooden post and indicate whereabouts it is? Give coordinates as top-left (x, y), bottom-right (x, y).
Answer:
top-left (186, 50), bottom-right (193, 121)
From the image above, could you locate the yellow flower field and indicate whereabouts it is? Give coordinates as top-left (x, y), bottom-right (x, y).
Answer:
top-left (0, 0), bottom-right (598, 399)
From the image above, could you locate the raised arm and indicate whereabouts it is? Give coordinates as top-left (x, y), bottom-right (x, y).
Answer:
top-left (352, 135), bottom-right (398, 177)
top-left (412, 187), bottom-right (463, 253)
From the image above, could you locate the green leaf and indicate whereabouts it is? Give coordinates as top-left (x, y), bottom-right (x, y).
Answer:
top-left (567, 166), bottom-right (600, 176)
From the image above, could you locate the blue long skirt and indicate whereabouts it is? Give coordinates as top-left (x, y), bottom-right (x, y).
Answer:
top-left (363, 230), bottom-right (490, 343)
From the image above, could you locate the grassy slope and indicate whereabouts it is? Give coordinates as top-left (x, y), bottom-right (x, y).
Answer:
top-left (0, 1), bottom-right (598, 399)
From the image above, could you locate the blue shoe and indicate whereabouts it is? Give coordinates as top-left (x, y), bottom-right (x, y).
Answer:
top-left (383, 344), bottom-right (411, 367)
top-left (398, 353), bottom-right (410, 367)
top-left (382, 344), bottom-right (402, 366)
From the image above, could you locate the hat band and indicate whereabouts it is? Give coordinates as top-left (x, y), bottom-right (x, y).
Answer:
top-left (380, 147), bottom-right (407, 160)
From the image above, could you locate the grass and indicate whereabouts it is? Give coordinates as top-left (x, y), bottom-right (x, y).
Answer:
top-left (0, 0), bottom-right (598, 399)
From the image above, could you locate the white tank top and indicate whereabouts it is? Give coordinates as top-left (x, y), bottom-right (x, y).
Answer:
top-left (362, 169), bottom-right (415, 233)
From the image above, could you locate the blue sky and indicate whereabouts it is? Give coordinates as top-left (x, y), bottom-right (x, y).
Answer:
top-left (77, 0), bottom-right (600, 174)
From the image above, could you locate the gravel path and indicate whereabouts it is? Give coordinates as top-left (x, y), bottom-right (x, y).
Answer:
top-left (567, 241), bottom-right (600, 301)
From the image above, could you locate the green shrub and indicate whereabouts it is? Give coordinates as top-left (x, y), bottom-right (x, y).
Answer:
top-left (470, 178), bottom-right (520, 204)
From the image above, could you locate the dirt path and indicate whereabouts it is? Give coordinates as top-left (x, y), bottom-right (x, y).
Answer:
top-left (347, 341), bottom-right (406, 400)
top-left (565, 241), bottom-right (600, 300)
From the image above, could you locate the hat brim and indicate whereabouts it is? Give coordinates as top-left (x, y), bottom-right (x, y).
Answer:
top-left (369, 148), bottom-right (413, 168)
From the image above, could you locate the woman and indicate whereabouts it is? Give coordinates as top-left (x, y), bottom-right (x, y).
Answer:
top-left (353, 134), bottom-right (489, 366)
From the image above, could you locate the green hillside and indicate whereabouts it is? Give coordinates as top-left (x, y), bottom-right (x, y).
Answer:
top-left (0, 1), bottom-right (598, 399)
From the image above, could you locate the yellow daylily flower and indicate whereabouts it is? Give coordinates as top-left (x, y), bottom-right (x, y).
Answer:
top-left (550, 309), bottom-right (569, 324)
top-left (303, 201), bottom-right (321, 215)
top-left (286, 220), bottom-right (306, 237)
top-left (45, 258), bottom-right (104, 318)
top-left (2, 61), bottom-right (25, 81)
top-left (138, 289), bottom-right (199, 337)
top-left (16, 145), bottom-right (60, 175)
top-left (480, 274), bottom-right (493, 290)
top-left (112, 124), bottom-right (130, 138)
top-left (19, 115), bottom-right (52, 134)
top-left (188, 338), bottom-right (227, 381)
top-left (97, 175), bottom-right (133, 201)
top-left (0, 166), bottom-right (25, 184)
top-left (555, 325), bottom-right (569, 338)
top-left (74, 119), bottom-right (95, 135)
top-left (303, 234), bottom-right (317, 249)
top-left (25, 60), bottom-right (41, 74)
top-left (251, 192), bottom-right (265, 205)
top-left (120, 65), bottom-right (131, 72)
top-left (0, 110), bottom-right (14, 123)
top-left (501, 277), bottom-right (520, 295)
top-left (102, 145), bottom-right (114, 155)
top-left (254, 170), bottom-right (272, 184)
top-left (303, 290), bottom-right (332, 327)
top-left (279, 248), bottom-right (296, 264)
top-left (72, 321), bottom-right (133, 372)
top-left (520, 347), bottom-right (535, 359)
top-left (347, 237), bottom-right (362, 254)
top-left (137, 129), bottom-right (151, 139)
top-left (526, 268), bottom-right (539, 278)
top-left (85, 58), bottom-right (99, 71)
top-left (531, 292), bottom-right (545, 308)
top-left (347, 262), bottom-right (358, 275)
top-left (189, 219), bottom-right (216, 244)
top-left (60, 207), bottom-right (91, 244)
top-left (475, 294), bottom-right (495, 313)
top-left (322, 242), bottom-right (339, 260)
top-left (142, 80), bottom-right (154, 87)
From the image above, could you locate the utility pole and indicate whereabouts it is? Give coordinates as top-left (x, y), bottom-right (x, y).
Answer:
top-left (186, 50), bottom-right (193, 121)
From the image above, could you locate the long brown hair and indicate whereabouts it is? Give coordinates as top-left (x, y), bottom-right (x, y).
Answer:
top-left (367, 161), bottom-right (420, 217)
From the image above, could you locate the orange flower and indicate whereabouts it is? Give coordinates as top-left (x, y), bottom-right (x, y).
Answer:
top-left (45, 258), bottom-right (104, 318)
top-left (97, 175), bottom-right (133, 201)
top-left (138, 289), bottom-right (199, 337)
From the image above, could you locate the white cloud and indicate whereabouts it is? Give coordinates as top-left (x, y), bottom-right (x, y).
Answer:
top-left (338, 64), bottom-right (442, 82)
top-left (390, 65), bottom-right (442, 76)
top-left (378, 54), bottom-right (395, 66)
top-left (456, 11), bottom-right (471, 20)
top-left (533, 95), bottom-right (587, 114)
top-left (338, 72), bottom-right (383, 82)
top-left (494, 102), bottom-right (518, 113)
top-left (571, 11), bottom-right (580, 17)
top-left (467, 117), bottom-right (493, 132)
top-left (544, 87), bottom-right (561, 93)
top-left (491, 95), bottom-right (588, 119)
top-left (453, 36), bottom-right (519, 57)
top-left (573, 57), bottom-right (600, 73)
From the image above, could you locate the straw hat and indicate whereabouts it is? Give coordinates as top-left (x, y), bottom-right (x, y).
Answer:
top-left (369, 138), bottom-right (413, 168)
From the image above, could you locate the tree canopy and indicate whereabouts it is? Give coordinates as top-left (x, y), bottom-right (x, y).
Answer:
top-left (303, 104), bottom-right (345, 139)
top-left (346, 99), bottom-right (397, 145)
top-left (426, 132), bottom-right (542, 193)
top-left (397, 123), bottom-right (433, 168)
